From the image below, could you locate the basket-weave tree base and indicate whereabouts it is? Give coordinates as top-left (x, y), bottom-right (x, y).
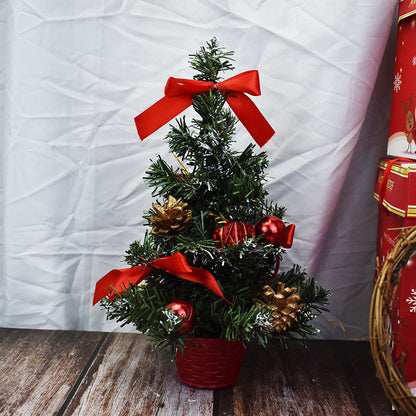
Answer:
top-left (370, 226), bottom-right (416, 415)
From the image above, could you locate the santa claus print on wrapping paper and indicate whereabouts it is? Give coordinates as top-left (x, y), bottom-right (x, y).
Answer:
top-left (401, 94), bottom-right (416, 153)
top-left (387, 5), bottom-right (416, 158)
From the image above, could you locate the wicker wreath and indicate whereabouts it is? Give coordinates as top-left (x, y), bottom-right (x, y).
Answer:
top-left (369, 226), bottom-right (416, 415)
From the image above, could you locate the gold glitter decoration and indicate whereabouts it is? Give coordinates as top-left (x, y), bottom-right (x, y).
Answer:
top-left (254, 283), bottom-right (304, 333)
top-left (150, 195), bottom-right (192, 237)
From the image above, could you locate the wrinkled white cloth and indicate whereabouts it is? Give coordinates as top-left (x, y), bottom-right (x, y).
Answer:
top-left (0, 0), bottom-right (397, 338)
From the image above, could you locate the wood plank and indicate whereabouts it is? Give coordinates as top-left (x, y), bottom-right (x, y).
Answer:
top-left (216, 343), bottom-right (300, 416)
top-left (218, 340), bottom-right (367, 416)
top-left (0, 328), bottom-right (394, 416)
top-left (335, 341), bottom-right (395, 416)
top-left (0, 328), bottom-right (105, 416)
top-left (61, 332), bottom-right (214, 416)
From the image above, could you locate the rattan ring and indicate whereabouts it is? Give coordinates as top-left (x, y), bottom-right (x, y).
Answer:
top-left (369, 226), bottom-right (416, 415)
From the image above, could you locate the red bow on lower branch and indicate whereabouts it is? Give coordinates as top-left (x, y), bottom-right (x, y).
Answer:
top-left (134, 70), bottom-right (275, 147)
top-left (93, 252), bottom-right (231, 305)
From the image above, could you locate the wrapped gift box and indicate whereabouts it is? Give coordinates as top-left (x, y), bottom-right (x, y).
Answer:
top-left (388, 0), bottom-right (416, 158)
top-left (374, 157), bottom-right (416, 388)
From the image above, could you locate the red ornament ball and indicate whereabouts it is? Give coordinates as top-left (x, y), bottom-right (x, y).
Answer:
top-left (166, 300), bottom-right (195, 333)
top-left (213, 221), bottom-right (255, 248)
top-left (255, 216), bottom-right (295, 248)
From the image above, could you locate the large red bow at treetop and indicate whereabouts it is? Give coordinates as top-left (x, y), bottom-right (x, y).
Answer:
top-left (93, 252), bottom-right (230, 305)
top-left (134, 70), bottom-right (275, 147)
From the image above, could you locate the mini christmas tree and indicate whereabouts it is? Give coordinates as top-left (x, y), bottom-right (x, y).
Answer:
top-left (93, 38), bottom-right (329, 360)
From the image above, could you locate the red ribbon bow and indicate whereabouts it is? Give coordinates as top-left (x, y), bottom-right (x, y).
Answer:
top-left (134, 70), bottom-right (275, 147)
top-left (93, 252), bottom-right (230, 305)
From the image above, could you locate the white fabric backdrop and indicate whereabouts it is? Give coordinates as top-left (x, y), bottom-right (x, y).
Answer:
top-left (0, 0), bottom-right (398, 338)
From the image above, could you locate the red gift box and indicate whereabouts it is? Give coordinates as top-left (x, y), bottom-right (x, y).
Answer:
top-left (374, 157), bottom-right (416, 388)
top-left (388, 0), bottom-right (416, 158)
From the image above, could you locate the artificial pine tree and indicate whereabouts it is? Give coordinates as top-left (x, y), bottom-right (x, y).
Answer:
top-left (94, 38), bottom-right (329, 360)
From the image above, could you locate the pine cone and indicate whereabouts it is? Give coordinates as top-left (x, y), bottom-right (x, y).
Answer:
top-left (150, 195), bottom-right (192, 237)
top-left (254, 283), bottom-right (304, 333)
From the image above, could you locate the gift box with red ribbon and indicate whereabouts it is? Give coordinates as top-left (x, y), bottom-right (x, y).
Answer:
top-left (388, 0), bottom-right (416, 158)
top-left (374, 157), bottom-right (416, 389)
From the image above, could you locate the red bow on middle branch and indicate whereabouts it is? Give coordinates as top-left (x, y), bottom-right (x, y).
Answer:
top-left (134, 70), bottom-right (275, 147)
top-left (93, 252), bottom-right (231, 305)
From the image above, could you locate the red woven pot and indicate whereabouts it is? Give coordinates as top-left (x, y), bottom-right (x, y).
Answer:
top-left (175, 337), bottom-right (245, 389)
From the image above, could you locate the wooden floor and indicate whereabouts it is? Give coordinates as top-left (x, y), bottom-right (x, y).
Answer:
top-left (0, 328), bottom-right (394, 416)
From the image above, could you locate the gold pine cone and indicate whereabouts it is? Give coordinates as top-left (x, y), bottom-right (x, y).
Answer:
top-left (150, 195), bottom-right (192, 237)
top-left (254, 283), bottom-right (304, 333)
